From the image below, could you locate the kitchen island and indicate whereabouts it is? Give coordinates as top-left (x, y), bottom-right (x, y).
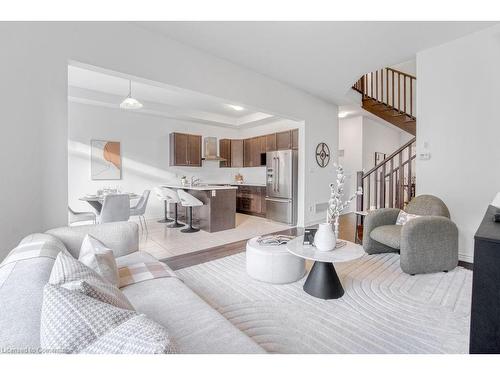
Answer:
top-left (161, 184), bottom-right (238, 233)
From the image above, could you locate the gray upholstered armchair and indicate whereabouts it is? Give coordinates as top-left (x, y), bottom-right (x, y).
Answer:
top-left (362, 195), bottom-right (458, 275)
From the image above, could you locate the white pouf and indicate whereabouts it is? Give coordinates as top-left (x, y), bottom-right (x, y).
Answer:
top-left (246, 237), bottom-right (305, 284)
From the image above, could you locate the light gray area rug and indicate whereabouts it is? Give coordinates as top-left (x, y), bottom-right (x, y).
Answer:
top-left (176, 252), bottom-right (472, 354)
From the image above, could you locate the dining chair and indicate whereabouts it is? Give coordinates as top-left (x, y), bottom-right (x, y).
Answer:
top-left (130, 190), bottom-right (151, 232)
top-left (98, 194), bottom-right (131, 224)
top-left (68, 206), bottom-right (96, 225)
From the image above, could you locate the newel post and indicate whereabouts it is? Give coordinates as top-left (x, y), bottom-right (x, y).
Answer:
top-left (356, 171), bottom-right (364, 212)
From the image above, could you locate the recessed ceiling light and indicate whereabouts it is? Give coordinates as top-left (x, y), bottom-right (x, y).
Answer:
top-left (227, 104), bottom-right (244, 111)
top-left (338, 112), bottom-right (348, 118)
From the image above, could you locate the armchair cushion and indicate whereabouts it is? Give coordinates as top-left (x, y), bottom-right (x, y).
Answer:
top-left (370, 225), bottom-right (402, 249)
top-left (362, 208), bottom-right (401, 254)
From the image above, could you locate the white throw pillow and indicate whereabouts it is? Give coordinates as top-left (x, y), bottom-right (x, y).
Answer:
top-left (79, 234), bottom-right (119, 286)
top-left (395, 211), bottom-right (421, 225)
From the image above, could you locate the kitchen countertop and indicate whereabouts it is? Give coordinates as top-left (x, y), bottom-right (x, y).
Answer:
top-left (161, 183), bottom-right (238, 191)
top-left (231, 183), bottom-right (267, 187)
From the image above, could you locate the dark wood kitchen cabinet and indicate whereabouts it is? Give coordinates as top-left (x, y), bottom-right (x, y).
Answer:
top-left (219, 129), bottom-right (298, 168)
top-left (236, 185), bottom-right (266, 217)
top-left (219, 139), bottom-right (244, 168)
top-left (243, 137), bottom-right (267, 167)
top-left (231, 139), bottom-right (244, 167)
top-left (292, 128), bottom-right (299, 150)
top-left (266, 133), bottom-right (276, 152)
top-left (276, 130), bottom-right (292, 150)
top-left (243, 138), bottom-right (252, 167)
top-left (219, 139), bottom-right (231, 168)
top-left (169, 132), bottom-right (202, 167)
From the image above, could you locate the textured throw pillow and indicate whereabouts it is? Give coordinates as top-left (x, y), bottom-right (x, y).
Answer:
top-left (396, 211), bottom-right (421, 225)
top-left (79, 234), bottom-right (119, 286)
top-left (49, 251), bottom-right (134, 310)
top-left (80, 315), bottom-right (177, 354)
top-left (40, 284), bottom-right (176, 354)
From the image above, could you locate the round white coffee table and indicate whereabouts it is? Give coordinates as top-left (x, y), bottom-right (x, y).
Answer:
top-left (286, 236), bottom-right (365, 299)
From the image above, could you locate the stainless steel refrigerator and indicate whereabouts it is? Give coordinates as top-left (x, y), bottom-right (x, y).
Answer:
top-left (266, 149), bottom-right (298, 225)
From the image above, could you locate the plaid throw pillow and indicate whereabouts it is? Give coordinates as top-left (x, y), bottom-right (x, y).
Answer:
top-left (40, 284), bottom-right (176, 354)
top-left (49, 251), bottom-right (134, 310)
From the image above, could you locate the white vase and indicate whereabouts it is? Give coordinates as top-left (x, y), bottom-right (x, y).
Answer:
top-left (314, 223), bottom-right (337, 252)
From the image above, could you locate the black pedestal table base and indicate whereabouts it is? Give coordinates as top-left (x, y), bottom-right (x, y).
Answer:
top-left (303, 261), bottom-right (344, 300)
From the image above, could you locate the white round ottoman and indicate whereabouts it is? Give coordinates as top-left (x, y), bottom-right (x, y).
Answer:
top-left (246, 237), bottom-right (306, 284)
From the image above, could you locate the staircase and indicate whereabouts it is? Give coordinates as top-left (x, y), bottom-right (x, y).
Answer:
top-left (352, 67), bottom-right (416, 136)
top-left (356, 137), bottom-right (416, 212)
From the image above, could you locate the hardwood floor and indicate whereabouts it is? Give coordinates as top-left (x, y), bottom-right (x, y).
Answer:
top-left (164, 213), bottom-right (357, 270)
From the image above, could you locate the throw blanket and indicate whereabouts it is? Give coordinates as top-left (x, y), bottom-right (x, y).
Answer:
top-left (119, 262), bottom-right (179, 288)
top-left (0, 234), bottom-right (67, 269)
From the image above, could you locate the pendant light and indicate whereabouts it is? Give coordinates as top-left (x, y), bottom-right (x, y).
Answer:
top-left (120, 80), bottom-right (143, 110)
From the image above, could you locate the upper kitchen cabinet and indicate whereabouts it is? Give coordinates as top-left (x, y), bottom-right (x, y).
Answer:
top-left (219, 139), bottom-right (231, 168)
top-left (276, 130), bottom-right (292, 150)
top-left (243, 137), bottom-right (266, 167)
top-left (266, 133), bottom-right (277, 152)
top-left (169, 132), bottom-right (202, 167)
top-left (219, 139), bottom-right (244, 168)
top-left (292, 128), bottom-right (299, 150)
top-left (231, 139), bottom-right (244, 168)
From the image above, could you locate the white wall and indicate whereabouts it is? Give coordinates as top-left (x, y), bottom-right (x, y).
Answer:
top-left (338, 116), bottom-right (363, 212)
top-left (362, 117), bottom-right (412, 171)
top-left (391, 59), bottom-right (416, 76)
top-left (338, 115), bottom-right (412, 212)
top-left (0, 22), bottom-right (338, 258)
top-left (417, 24), bottom-right (500, 262)
top-left (69, 102), bottom-right (242, 219)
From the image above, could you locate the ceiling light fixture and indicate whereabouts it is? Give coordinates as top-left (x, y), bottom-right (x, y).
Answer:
top-left (227, 104), bottom-right (244, 111)
top-left (120, 80), bottom-right (143, 110)
top-left (338, 112), bottom-right (348, 118)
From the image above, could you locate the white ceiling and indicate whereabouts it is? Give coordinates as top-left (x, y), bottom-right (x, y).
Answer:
top-left (137, 21), bottom-right (496, 104)
top-left (68, 65), bottom-right (279, 128)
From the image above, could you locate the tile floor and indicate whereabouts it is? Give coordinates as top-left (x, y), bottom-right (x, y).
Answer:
top-left (134, 213), bottom-right (292, 260)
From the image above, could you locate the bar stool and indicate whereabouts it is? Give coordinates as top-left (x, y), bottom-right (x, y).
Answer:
top-left (177, 189), bottom-right (204, 233)
top-left (155, 187), bottom-right (173, 223)
top-left (162, 188), bottom-right (184, 228)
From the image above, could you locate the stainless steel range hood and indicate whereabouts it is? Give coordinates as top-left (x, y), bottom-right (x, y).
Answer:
top-left (202, 136), bottom-right (226, 161)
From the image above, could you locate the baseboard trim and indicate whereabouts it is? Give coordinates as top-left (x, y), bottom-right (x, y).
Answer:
top-left (458, 260), bottom-right (473, 271)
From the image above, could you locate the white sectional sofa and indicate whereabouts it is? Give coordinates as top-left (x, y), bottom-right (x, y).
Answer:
top-left (0, 222), bottom-right (264, 354)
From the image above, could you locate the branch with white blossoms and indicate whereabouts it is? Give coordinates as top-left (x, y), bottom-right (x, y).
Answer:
top-left (326, 163), bottom-right (363, 223)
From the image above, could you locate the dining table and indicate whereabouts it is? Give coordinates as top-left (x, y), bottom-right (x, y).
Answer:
top-left (79, 192), bottom-right (140, 213)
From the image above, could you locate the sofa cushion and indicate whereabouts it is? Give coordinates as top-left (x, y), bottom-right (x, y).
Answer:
top-left (121, 273), bottom-right (265, 353)
top-left (79, 234), bottom-right (119, 286)
top-left (46, 222), bottom-right (139, 258)
top-left (40, 284), bottom-right (175, 354)
top-left (49, 251), bottom-right (133, 310)
top-left (370, 225), bottom-right (402, 249)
